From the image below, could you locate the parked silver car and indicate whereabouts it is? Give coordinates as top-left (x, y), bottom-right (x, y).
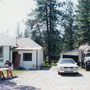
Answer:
top-left (57, 58), bottom-right (78, 74)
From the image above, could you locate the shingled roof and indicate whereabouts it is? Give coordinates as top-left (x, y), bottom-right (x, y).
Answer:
top-left (16, 38), bottom-right (42, 50)
top-left (0, 33), bottom-right (42, 50)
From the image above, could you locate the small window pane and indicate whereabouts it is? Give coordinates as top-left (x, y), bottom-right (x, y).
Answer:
top-left (0, 47), bottom-right (3, 61)
top-left (23, 53), bottom-right (32, 61)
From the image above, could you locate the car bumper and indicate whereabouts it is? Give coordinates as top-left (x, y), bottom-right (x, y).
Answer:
top-left (58, 69), bottom-right (78, 73)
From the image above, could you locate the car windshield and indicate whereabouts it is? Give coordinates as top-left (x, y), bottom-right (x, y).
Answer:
top-left (59, 59), bottom-right (75, 64)
top-left (85, 53), bottom-right (90, 57)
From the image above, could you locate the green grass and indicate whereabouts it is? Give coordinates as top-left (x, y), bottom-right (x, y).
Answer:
top-left (78, 66), bottom-right (84, 71)
top-left (3, 70), bottom-right (27, 75)
top-left (43, 62), bottom-right (57, 67)
top-left (43, 58), bottom-right (57, 67)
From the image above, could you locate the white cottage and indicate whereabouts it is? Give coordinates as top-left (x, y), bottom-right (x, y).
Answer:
top-left (0, 34), bottom-right (43, 70)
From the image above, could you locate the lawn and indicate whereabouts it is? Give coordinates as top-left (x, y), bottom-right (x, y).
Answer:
top-left (3, 70), bottom-right (27, 75)
top-left (43, 61), bottom-right (57, 67)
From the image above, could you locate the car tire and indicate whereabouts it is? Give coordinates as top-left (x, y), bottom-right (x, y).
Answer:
top-left (85, 67), bottom-right (88, 71)
top-left (58, 71), bottom-right (60, 75)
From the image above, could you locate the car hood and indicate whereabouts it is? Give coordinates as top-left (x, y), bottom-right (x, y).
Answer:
top-left (84, 57), bottom-right (90, 61)
top-left (58, 64), bottom-right (78, 67)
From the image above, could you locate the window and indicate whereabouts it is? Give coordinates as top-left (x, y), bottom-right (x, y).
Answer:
top-left (59, 59), bottom-right (75, 64)
top-left (23, 53), bottom-right (32, 61)
top-left (0, 47), bottom-right (3, 61)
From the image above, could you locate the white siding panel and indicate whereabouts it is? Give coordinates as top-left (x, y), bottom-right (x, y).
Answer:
top-left (18, 51), bottom-right (36, 70)
top-left (38, 49), bottom-right (43, 67)
top-left (0, 46), bottom-right (10, 66)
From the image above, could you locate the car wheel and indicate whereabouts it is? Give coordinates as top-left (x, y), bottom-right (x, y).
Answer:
top-left (85, 67), bottom-right (88, 71)
top-left (58, 71), bottom-right (60, 75)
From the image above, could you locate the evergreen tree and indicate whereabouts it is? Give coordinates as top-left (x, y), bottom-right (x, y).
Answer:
top-left (25, 15), bottom-right (44, 46)
top-left (26, 0), bottom-right (63, 64)
top-left (61, 0), bottom-right (75, 51)
top-left (36, 0), bottom-right (63, 64)
top-left (76, 0), bottom-right (90, 45)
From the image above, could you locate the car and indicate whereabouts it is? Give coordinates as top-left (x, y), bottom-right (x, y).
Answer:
top-left (57, 58), bottom-right (78, 74)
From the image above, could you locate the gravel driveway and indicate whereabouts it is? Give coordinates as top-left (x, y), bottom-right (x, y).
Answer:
top-left (0, 66), bottom-right (90, 90)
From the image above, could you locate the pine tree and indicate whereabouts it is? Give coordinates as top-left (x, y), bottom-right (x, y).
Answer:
top-left (76, 0), bottom-right (90, 45)
top-left (26, 0), bottom-right (63, 64)
top-left (61, 0), bottom-right (75, 51)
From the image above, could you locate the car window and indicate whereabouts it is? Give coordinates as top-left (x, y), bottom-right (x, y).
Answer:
top-left (59, 59), bottom-right (75, 64)
top-left (85, 53), bottom-right (90, 57)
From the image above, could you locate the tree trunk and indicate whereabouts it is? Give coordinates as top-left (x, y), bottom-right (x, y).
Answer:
top-left (48, 0), bottom-right (52, 64)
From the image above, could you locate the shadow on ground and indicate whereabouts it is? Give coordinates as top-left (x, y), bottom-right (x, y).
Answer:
top-left (0, 80), bottom-right (40, 90)
top-left (14, 85), bottom-right (41, 90)
top-left (86, 69), bottom-right (90, 72)
top-left (40, 66), bottom-right (52, 71)
top-left (60, 72), bottom-right (83, 77)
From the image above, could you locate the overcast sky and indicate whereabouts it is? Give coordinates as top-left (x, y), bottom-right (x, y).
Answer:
top-left (0, 0), bottom-right (78, 36)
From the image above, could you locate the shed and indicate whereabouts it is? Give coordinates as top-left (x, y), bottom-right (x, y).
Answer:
top-left (12, 38), bottom-right (43, 70)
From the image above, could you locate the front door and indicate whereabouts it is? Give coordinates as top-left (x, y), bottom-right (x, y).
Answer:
top-left (12, 51), bottom-right (18, 65)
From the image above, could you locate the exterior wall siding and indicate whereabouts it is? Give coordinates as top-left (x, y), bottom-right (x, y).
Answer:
top-left (18, 51), bottom-right (37, 70)
top-left (38, 49), bottom-right (43, 67)
top-left (0, 46), bottom-right (43, 70)
top-left (0, 46), bottom-right (10, 66)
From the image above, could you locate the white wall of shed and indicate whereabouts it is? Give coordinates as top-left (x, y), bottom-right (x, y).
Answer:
top-left (38, 49), bottom-right (43, 68)
top-left (18, 51), bottom-right (37, 70)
